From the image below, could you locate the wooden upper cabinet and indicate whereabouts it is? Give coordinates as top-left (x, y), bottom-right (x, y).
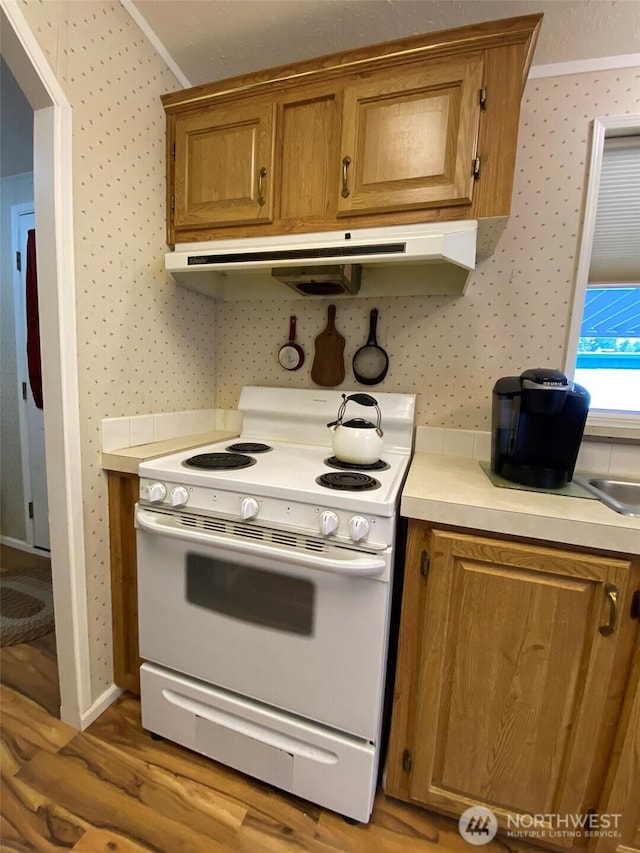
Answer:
top-left (163, 14), bottom-right (542, 243)
top-left (386, 523), bottom-right (637, 845)
top-left (173, 100), bottom-right (275, 228)
top-left (277, 91), bottom-right (341, 224)
top-left (337, 55), bottom-right (484, 216)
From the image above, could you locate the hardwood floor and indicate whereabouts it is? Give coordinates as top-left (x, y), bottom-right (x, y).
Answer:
top-left (1, 545), bottom-right (52, 575)
top-left (1, 629), bottom-right (543, 851)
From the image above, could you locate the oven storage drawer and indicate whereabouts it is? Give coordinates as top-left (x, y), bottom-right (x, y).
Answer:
top-left (141, 662), bottom-right (378, 823)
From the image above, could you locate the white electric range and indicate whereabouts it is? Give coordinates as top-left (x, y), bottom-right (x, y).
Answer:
top-left (135, 386), bottom-right (415, 823)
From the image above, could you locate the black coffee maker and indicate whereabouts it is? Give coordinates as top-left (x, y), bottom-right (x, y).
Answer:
top-left (491, 368), bottom-right (590, 489)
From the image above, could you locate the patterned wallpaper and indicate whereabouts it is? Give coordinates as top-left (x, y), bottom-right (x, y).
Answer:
top-left (215, 67), bottom-right (640, 427)
top-left (14, 0), bottom-right (640, 708)
top-left (18, 0), bottom-right (217, 699)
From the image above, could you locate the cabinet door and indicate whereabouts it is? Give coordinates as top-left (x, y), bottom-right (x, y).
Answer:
top-left (595, 648), bottom-right (640, 853)
top-left (389, 527), bottom-right (632, 844)
top-left (174, 101), bottom-right (275, 228)
top-left (338, 55), bottom-right (484, 216)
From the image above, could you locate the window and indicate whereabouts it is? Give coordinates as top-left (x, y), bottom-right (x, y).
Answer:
top-left (575, 286), bottom-right (640, 410)
top-left (566, 117), bottom-right (640, 430)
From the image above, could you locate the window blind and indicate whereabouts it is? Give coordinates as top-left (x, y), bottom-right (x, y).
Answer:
top-left (588, 136), bottom-right (640, 284)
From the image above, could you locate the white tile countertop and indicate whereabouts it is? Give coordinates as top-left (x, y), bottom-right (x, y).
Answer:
top-left (401, 453), bottom-right (640, 556)
top-left (101, 407), bottom-right (242, 475)
top-left (102, 430), bottom-right (239, 475)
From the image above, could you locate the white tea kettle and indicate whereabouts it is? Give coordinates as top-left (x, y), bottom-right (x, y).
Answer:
top-left (327, 393), bottom-right (383, 465)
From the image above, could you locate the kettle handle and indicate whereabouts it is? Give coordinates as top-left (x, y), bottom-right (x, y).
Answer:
top-left (328, 393), bottom-right (383, 436)
top-left (348, 393), bottom-right (382, 435)
top-left (346, 393), bottom-right (378, 407)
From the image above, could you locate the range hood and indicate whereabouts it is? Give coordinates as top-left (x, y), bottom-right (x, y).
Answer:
top-left (165, 221), bottom-right (478, 300)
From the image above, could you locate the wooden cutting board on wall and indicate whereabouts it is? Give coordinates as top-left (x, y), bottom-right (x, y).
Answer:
top-left (311, 304), bottom-right (345, 387)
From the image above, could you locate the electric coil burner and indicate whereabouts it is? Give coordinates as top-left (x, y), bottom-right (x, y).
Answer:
top-left (316, 472), bottom-right (381, 491)
top-left (324, 456), bottom-right (390, 472)
top-left (226, 442), bottom-right (272, 453)
top-left (184, 452), bottom-right (256, 470)
top-left (136, 386), bottom-right (416, 826)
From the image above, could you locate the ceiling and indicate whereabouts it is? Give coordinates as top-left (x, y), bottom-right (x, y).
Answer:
top-left (130, 0), bottom-right (640, 90)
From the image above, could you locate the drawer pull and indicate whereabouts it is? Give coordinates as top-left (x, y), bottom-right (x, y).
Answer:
top-left (341, 156), bottom-right (352, 198)
top-left (599, 583), bottom-right (618, 636)
top-left (257, 166), bottom-right (268, 207)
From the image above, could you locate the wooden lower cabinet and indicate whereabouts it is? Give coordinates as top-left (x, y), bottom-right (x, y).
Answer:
top-left (594, 647), bottom-right (640, 853)
top-left (386, 520), bottom-right (639, 850)
top-left (107, 471), bottom-right (141, 695)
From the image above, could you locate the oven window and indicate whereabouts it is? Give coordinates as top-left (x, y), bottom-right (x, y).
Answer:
top-left (186, 554), bottom-right (315, 636)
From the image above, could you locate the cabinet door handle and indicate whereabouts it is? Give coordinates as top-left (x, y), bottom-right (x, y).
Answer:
top-left (599, 583), bottom-right (619, 636)
top-left (257, 166), bottom-right (268, 207)
top-left (341, 156), bottom-right (352, 198)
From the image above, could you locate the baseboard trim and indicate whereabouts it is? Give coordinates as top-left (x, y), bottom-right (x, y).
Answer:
top-left (0, 535), bottom-right (48, 556)
top-left (67, 683), bottom-right (123, 731)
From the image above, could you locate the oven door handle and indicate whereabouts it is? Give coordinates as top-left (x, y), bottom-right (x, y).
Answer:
top-left (135, 507), bottom-right (388, 578)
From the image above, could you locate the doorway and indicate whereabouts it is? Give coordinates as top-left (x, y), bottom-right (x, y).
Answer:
top-left (11, 203), bottom-right (50, 551)
top-left (1, 0), bottom-right (92, 728)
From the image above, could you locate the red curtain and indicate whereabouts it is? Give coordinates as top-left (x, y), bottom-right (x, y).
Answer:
top-left (26, 228), bottom-right (43, 409)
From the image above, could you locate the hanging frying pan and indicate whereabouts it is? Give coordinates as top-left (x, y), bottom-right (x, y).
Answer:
top-left (278, 315), bottom-right (305, 371)
top-left (353, 308), bottom-right (389, 385)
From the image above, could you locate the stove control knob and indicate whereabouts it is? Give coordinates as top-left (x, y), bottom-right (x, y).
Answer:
top-left (169, 486), bottom-right (189, 507)
top-left (348, 515), bottom-right (370, 542)
top-left (147, 482), bottom-right (167, 504)
top-left (319, 510), bottom-right (339, 536)
top-left (241, 497), bottom-right (259, 520)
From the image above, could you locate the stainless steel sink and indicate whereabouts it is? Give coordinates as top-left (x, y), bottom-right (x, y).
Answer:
top-left (575, 475), bottom-right (640, 517)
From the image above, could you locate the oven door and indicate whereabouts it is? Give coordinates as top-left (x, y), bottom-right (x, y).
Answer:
top-left (135, 505), bottom-right (393, 740)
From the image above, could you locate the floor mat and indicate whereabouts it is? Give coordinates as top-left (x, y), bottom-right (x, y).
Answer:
top-left (1, 564), bottom-right (55, 646)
